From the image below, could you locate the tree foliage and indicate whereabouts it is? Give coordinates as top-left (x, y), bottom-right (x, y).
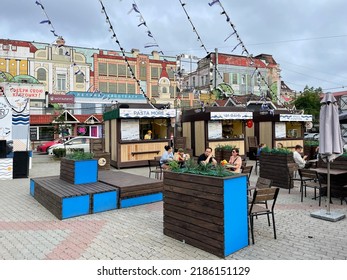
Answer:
top-left (293, 86), bottom-right (322, 122)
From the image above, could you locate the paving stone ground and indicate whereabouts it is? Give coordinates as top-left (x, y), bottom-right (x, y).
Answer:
top-left (0, 152), bottom-right (346, 260)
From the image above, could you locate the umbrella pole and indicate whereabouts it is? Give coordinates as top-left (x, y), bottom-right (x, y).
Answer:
top-left (327, 161), bottom-right (331, 214)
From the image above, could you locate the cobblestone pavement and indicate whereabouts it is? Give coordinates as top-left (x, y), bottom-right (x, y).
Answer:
top-left (0, 152), bottom-right (346, 260)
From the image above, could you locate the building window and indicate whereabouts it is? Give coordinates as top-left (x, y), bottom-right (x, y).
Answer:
top-left (57, 74), bottom-right (66, 91)
top-left (232, 73), bottom-right (238, 84)
top-left (127, 83), bottom-right (136, 93)
top-left (223, 73), bottom-right (230, 84)
top-left (151, 67), bottom-right (159, 79)
top-left (118, 83), bottom-right (126, 93)
top-left (99, 63), bottom-right (107, 76)
top-left (99, 82), bottom-right (107, 92)
top-left (127, 65), bottom-right (135, 77)
top-left (201, 76), bottom-right (204, 86)
top-left (38, 126), bottom-right (54, 141)
top-left (166, 67), bottom-right (174, 79)
top-left (108, 64), bottom-right (117, 76)
top-left (140, 64), bottom-right (147, 80)
top-left (76, 73), bottom-right (84, 83)
top-left (118, 64), bottom-right (127, 77)
top-left (109, 83), bottom-right (117, 93)
top-left (241, 74), bottom-right (246, 85)
top-left (11, 46), bottom-right (17, 51)
top-left (37, 68), bottom-right (46, 81)
top-left (59, 48), bottom-right (63, 55)
top-left (151, 85), bottom-right (159, 97)
top-left (192, 77), bottom-right (196, 87)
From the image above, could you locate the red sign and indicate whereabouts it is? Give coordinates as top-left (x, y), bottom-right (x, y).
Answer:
top-left (49, 94), bottom-right (75, 104)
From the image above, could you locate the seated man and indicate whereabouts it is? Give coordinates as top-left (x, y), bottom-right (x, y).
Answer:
top-left (293, 144), bottom-right (309, 169)
top-left (198, 147), bottom-right (217, 166)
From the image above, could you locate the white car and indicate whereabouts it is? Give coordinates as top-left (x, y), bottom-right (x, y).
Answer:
top-left (47, 136), bottom-right (99, 155)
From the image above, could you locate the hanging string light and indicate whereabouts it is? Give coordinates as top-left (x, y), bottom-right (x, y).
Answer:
top-left (98, 0), bottom-right (167, 109)
top-left (178, 0), bottom-right (228, 89)
top-left (208, 0), bottom-right (294, 113)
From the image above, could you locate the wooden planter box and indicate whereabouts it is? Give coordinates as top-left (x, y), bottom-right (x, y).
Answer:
top-left (60, 157), bottom-right (98, 185)
top-left (163, 171), bottom-right (248, 258)
top-left (259, 153), bottom-right (294, 189)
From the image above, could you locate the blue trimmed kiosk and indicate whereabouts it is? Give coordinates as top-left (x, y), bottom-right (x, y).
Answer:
top-left (163, 171), bottom-right (249, 258)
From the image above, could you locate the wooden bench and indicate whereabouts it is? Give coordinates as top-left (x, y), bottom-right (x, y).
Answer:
top-left (98, 171), bottom-right (164, 208)
top-left (30, 176), bottom-right (118, 220)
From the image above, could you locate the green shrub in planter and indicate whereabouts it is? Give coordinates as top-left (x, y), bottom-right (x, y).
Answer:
top-left (53, 148), bottom-right (66, 158)
top-left (65, 151), bottom-right (94, 160)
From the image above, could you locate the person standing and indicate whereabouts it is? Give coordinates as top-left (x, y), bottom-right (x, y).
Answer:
top-left (198, 147), bottom-right (217, 166)
top-left (293, 144), bottom-right (308, 169)
top-left (144, 130), bottom-right (152, 140)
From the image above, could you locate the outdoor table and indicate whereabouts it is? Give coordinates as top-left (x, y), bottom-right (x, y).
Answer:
top-left (310, 168), bottom-right (347, 176)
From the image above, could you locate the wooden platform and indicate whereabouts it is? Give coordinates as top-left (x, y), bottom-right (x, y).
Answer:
top-left (30, 176), bottom-right (118, 220)
top-left (98, 170), bottom-right (163, 208)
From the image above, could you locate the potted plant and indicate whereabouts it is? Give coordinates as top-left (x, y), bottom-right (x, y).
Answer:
top-left (304, 140), bottom-right (319, 160)
top-left (221, 144), bottom-right (236, 162)
top-left (60, 151), bottom-right (98, 185)
top-left (164, 159), bottom-right (249, 257)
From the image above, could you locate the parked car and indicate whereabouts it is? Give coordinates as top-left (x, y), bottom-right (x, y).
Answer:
top-left (47, 136), bottom-right (98, 155)
top-left (304, 133), bottom-right (319, 141)
top-left (6, 140), bottom-right (13, 155)
top-left (36, 136), bottom-right (74, 153)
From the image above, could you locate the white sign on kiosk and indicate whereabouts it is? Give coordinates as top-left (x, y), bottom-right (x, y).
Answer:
top-left (280, 114), bottom-right (312, 122)
top-left (119, 108), bottom-right (176, 118)
top-left (211, 111), bottom-right (253, 120)
top-left (1, 83), bottom-right (45, 100)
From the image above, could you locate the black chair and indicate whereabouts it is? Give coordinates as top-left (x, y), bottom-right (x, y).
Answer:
top-left (248, 177), bottom-right (272, 206)
top-left (241, 165), bottom-right (253, 189)
top-left (249, 187), bottom-right (280, 244)
top-left (148, 159), bottom-right (163, 180)
top-left (287, 162), bottom-right (300, 194)
top-left (298, 169), bottom-right (327, 206)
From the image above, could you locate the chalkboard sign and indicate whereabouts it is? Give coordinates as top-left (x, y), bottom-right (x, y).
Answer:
top-left (30, 127), bottom-right (38, 141)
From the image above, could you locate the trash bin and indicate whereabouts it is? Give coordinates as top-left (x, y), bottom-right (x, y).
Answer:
top-left (13, 151), bottom-right (29, 178)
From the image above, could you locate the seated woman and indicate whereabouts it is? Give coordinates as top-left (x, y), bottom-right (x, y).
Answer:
top-left (160, 145), bottom-right (174, 169)
top-left (173, 148), bottom-right (190, 167)
top-left (228, 148), bottom-right (242, 173)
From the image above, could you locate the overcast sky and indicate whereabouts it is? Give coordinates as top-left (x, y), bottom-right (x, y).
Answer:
top-left (1, 0), bottom-right (347, 92)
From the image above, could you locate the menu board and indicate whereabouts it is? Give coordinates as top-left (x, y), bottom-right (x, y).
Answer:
top-left (208, 121), bottom-right (222, 139)
top-left (275, 122), bottom-right (286, 138)
top-left (30, 127), bottom-right (38, 141)
top-left (121, 119), bottom-right (140, 140)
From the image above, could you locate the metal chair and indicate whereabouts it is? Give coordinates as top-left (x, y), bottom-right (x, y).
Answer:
top-left (248, 177), bottom-right (272, 206)
top-left (249, 187), bottom-right (280, 244)
top-left (287, 162), bottom-right (300, 194)
top-left (298, 169), bottom-right (327, 206)
top-left (241, 165), bottom-right (253, 189)
top-left (148, 159), bottom-right (163, 180)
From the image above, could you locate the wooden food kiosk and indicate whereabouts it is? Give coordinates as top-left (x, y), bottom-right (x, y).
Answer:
top-left (103, 104), bottom-right (176, 168)
top-left (253, 112), bottom-right (312, 151)
top-left (181, 107), bottom-right (253, 157)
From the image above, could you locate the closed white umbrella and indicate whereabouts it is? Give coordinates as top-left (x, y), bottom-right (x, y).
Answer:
top-left (311, 92), bottom-right (345, 221)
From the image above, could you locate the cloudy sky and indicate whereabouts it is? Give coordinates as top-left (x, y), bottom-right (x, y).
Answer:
top-left (1, 0), bottom-right (347, 92)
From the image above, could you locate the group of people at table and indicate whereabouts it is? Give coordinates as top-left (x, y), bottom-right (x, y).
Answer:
top-left (159, 145), bottom-right (243, 173)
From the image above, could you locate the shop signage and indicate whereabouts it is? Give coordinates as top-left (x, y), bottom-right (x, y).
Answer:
top-left (280, 114), bottom-right (312, 122)
top-left (2, 83), bottom-right (45, 100)
top-left (49, 94), bottom-right (75, 104)
top-left (119, 108), bottom-right (176, 118)
top-left (210, 111), bottom-right (253, 120)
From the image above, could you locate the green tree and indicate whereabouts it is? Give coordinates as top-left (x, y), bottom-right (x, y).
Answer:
top-left (293, 86), bottom-right (322, 123)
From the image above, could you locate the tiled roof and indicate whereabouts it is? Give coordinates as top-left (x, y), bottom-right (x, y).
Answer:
top-left (30, 114), bottom-right (103, 125)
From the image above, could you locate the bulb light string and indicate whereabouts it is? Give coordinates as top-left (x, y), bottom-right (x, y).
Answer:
top-left (99, 0), bottom-right (170, 109)
top-left (178, 0), bottom-right (228, 90)
top-left (209, 0), bottom-right (294, 113)
top-left (127, 1), bottom-right (165, 55)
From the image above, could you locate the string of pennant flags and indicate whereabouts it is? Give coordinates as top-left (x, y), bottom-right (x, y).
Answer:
top-left (33, 0), bottom-right (294, 113)
top-left (178, 0), bottom-right (228, 90)
top-left (208, 0), bottom-right (294, 113)
top-left (98, 0), bottom-right (168, 109)
top-left (128, 1), bottom-right (164, 55)
top-left (35, 0), bottom-right (60, 38)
